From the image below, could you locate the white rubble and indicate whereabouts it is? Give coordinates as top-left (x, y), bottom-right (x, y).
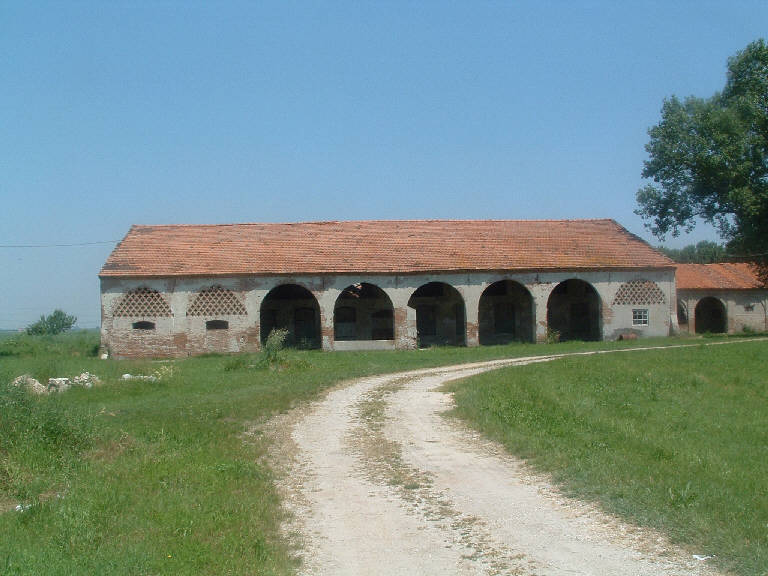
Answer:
top-left (11, 374), bottom-right (47, 395)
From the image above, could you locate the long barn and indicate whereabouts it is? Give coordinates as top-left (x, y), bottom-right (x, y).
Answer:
top-left (99, 219), bottom-right (677, 358)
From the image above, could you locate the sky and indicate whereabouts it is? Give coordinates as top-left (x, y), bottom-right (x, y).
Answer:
top-left (1, 1), bottom-right (766, 330)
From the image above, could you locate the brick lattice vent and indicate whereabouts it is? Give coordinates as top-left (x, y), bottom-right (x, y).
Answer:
top-left (187, 285), bottom-right (247, 316)
top-left (113, 287), bottom-right (172, 317)
top-left (612, 280), bottom-right (665, 305)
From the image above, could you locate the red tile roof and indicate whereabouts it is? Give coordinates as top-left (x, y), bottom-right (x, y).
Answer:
top-left (676, 263), bottom-right (763, 290)
top-left (100, 219), bottom-right (674, 278)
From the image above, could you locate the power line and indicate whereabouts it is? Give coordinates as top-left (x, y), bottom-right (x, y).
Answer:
top-left (0, 240), bottom-right (119, 248)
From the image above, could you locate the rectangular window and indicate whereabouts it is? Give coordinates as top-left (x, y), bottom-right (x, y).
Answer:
top-left (632, 309), bottom-right (649, 326)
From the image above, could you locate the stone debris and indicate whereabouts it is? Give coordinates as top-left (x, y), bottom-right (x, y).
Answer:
top-left (11, 374), bottom-right (47, 395)
top-left (10, 372), bottom-right (102, 395)
top-left (47, 378), bottom-right (71, 393)
top-left (72, 372), bottom-right (101, 388)
top-left (121, 373), bottom-right (158, 382)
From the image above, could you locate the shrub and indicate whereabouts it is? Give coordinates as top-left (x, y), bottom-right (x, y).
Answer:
top-left (545, 328), bottom-right (560, 344)
top-left (26, 310), bottom-right (77, 336)
top-left (263, 328), bottom-right (289, 367)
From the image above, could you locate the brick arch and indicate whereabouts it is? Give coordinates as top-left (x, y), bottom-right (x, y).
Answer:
top-left (259, 283), bottom-right (321, 348)
top-left (408, 281), bottom-right (466, 347)
top-left (479, 280), bottom-right (534, 344)
top-left (113, 286), bottom-right (172, 317)
top-left (334, 282), bottom-right (394, 341)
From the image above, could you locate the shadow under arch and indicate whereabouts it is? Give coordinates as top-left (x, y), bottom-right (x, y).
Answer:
top-left (694, 296), bottom-right (727, 334)
top-left (334, 282), bottom-right (394, 341)
top-left (260, 284), bottom-right (321, 349)
top-left (546, 279), bottom-right (601, 341)
top-left (408, 281), bottom-right (466, 347)
top-left (479, 280), bottom-right (534, 344)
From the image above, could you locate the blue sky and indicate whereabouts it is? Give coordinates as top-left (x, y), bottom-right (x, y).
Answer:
top-left (1, 1), bottom-right (766, 329)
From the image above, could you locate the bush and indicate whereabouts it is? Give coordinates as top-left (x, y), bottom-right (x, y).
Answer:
top-left (0, 381), bottom-right (93, 498)
top-left (26, 310), bottom-right (77, 336)
top-left (263, 328), bottom-right (289, 367)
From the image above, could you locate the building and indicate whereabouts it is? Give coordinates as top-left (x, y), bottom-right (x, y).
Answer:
top-left (99, 219), bottom-right (677, 358)
top-left (676, 263), bottom-right (767, 334)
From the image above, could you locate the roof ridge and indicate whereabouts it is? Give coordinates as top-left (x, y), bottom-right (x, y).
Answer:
top-left (131, 218), bottom-right (618, 228)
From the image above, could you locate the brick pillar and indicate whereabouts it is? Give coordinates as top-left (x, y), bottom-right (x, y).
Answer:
top-left (394, 305), bottom-right (416, 349)
top-left (317, 296), bottom-right (335, 351)
top-left (532, 285), bottom-right (551, 343)
top-left (463, 291), bottom-right (480, 347)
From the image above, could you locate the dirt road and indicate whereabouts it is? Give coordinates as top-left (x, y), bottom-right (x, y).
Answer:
top-left (271, 347), bottom-right (731, 575)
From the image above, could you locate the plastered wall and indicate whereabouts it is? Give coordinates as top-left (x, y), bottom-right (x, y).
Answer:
top-left (101, 268), bottom-right (676, 358)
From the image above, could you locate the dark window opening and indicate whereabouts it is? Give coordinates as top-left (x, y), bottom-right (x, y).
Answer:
top-left (132, 321), bottom-right (156, 330)
top-left (206, 320), bottom-right (229, 330)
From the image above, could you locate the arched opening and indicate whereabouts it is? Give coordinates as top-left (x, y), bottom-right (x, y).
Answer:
top-left (408, 282), bottom-right (466, 347)
top-left (547, 279), bottom-right (601, 341)
top-left (260, 284), bottom-right (321, 349)
top-left (479, 280), bottom-right (534, 344)
top-left (694, 297), bottom-right (727, 334)
top-left (677, 300), bottom-right (689, 330)
top-left (334, 283), bottom-right (394, 341)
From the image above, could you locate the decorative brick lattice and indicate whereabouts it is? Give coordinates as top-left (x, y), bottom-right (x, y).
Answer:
top-left (187, 285), bottom-right (246, 316)
top-left (612, 280), bottom-right (665, 305)
top-left (113, 287), bottom-right (172, 317)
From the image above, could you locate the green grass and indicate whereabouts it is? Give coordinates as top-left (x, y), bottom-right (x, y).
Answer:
top-left (0, 331), bottom-right (755, 575)
top-left (445, 339), bottom-right (768, 576)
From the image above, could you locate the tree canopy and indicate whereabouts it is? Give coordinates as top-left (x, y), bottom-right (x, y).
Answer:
top-left (26, 309), bottom-right (77, 336)
top-left (657, 240), bottom-right (728, 264)
top-left (636, 39), bottom-right (768, 281)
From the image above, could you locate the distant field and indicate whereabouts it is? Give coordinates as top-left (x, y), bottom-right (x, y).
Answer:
top-left (0, 332), bottom-right (760, 575)
top-left (446, 339), bottom-right (768, 576)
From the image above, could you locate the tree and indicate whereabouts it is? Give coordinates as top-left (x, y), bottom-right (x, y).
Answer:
top-left (657, 240), bottom-right (728, 263)
top-left (636, 39), bottom-right (768, 283)
top-left (26, 310), bottom-right (77, 336)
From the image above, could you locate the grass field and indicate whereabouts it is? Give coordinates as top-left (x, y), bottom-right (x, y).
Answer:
top-left (1, 332), bottom-right (762, 574)
top-left (446, 339), bottom-right (768, 576)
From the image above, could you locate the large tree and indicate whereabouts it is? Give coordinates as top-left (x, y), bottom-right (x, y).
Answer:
top-left (636, 39), bottom-right (768, 282)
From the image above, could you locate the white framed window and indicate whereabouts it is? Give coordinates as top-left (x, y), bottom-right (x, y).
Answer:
top-left (632, 309), bottom-right (649, 326)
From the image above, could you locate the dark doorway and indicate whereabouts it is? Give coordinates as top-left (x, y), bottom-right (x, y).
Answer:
top-left (546, 279), bottom-right (601, 341)
top-left (479, 280), bottom-right (534, 344)
top-left (260, 284), bottom-right (321, 348)
top-left (408, 282), bottom-right (466, 347)
top-left (334, 283), bottom-right (394, 341)
top-left (694, 297), bottom-right (727, 334)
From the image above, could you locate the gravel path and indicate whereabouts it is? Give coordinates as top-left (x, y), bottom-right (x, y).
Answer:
top-left (269, 343), bottom-right (751, 575)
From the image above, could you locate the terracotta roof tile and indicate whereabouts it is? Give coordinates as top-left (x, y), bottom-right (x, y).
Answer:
top-left (676, 263), bottom-right (763, 290)
top-left (99, 219), bottom-right (674, 278)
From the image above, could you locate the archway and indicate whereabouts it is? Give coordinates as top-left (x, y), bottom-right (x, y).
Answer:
top-left (478, 280), bottom-right (534, 344)
top-left (334, 283), bottom-right (394, 341)
top-left (677, 300), bottom-right (689, 330)
top-left (408, 282), bottom-right (466, 347)
top-left (546, 279), bottom-right (601, 341)
top-left (260, 284), bottom-right (321, 348)
top-left (694, 297), bottom-right (727, 334)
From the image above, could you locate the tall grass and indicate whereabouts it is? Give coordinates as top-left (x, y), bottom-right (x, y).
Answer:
top-left (0, 331), bottom-right (751, 575)
top-left (446, 340), bottom-right (768, 576)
